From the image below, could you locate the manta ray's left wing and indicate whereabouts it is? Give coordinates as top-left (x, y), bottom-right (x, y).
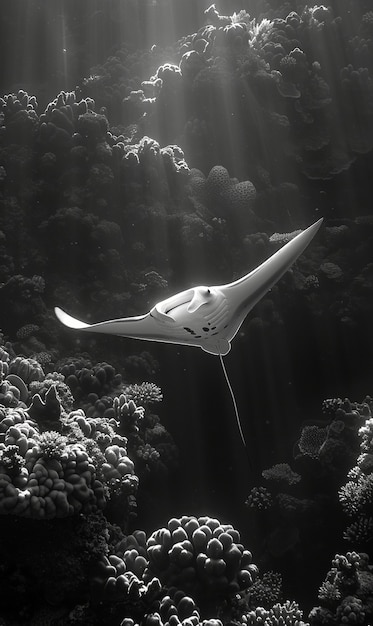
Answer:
top-left (54, 299), bottom-right (211, 350)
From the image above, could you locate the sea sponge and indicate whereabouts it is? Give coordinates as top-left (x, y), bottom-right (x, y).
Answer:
top-left (144, 515), bottom-right (258, 606)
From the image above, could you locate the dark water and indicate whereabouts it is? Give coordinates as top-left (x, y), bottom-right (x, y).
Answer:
top-left (1, 1), bottom-right (373, 624)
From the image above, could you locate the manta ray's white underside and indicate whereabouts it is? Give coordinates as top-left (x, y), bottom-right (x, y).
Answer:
top-left (55, 219), bottom-right (323, 355)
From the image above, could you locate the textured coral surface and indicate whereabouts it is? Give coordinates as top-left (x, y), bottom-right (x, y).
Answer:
top-left (1, 1), bottom-right (373, 624)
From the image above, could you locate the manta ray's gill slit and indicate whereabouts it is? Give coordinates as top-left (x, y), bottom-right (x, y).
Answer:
top-left (204, 299), bottom-right (229, 327)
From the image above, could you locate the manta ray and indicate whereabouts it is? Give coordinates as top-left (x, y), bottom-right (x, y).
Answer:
top-left (55, 218), bottom-right (323, 449)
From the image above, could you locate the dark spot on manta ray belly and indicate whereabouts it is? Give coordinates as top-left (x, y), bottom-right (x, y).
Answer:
top-left (184, 324), bottom-right (219, 338)
top-left (183, 327), bottom-right (204, 339)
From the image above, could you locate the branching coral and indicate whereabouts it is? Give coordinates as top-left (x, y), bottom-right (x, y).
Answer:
top-left (243, 600), bottom-right (308, 626)
top-left (1, 3), bottom-right (373, 624)
top-left (338, 404), bottom-right (373, 552)
top-left (309, 552), bottom-right (373, 625)
top-left (245, 571), bottom-right (283, 609)
top-left (123, 382), bottom-right (163, 409)
top-left (359, 416), bottom-right (373, 453)
top-left (245, 486), bottom-right (273, 510)
top-left (339, 474), bottom-right (373, 518)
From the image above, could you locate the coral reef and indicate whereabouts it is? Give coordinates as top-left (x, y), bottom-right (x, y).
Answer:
top-left (242, 394), bottom-right (373, 617)
top-left (1, 2), bottom-right (373, 624)
top-left (89, 514), bottom-right (258, 620)
top-left (309, 552), bottom-right (373, 625)
top-left (0, 398), bottom-right (137, 519)
top-left (339, 399), bottom-right (373, 549)
top-left (144, 514), bottom-right (258, 609)
top-left (262, 463), bottom-right (301, 486)
top-left (243, 600), bottom-right (308, 626)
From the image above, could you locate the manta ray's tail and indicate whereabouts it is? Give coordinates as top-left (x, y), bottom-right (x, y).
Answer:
top-left (219, 354), bottom-right (252, 469)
